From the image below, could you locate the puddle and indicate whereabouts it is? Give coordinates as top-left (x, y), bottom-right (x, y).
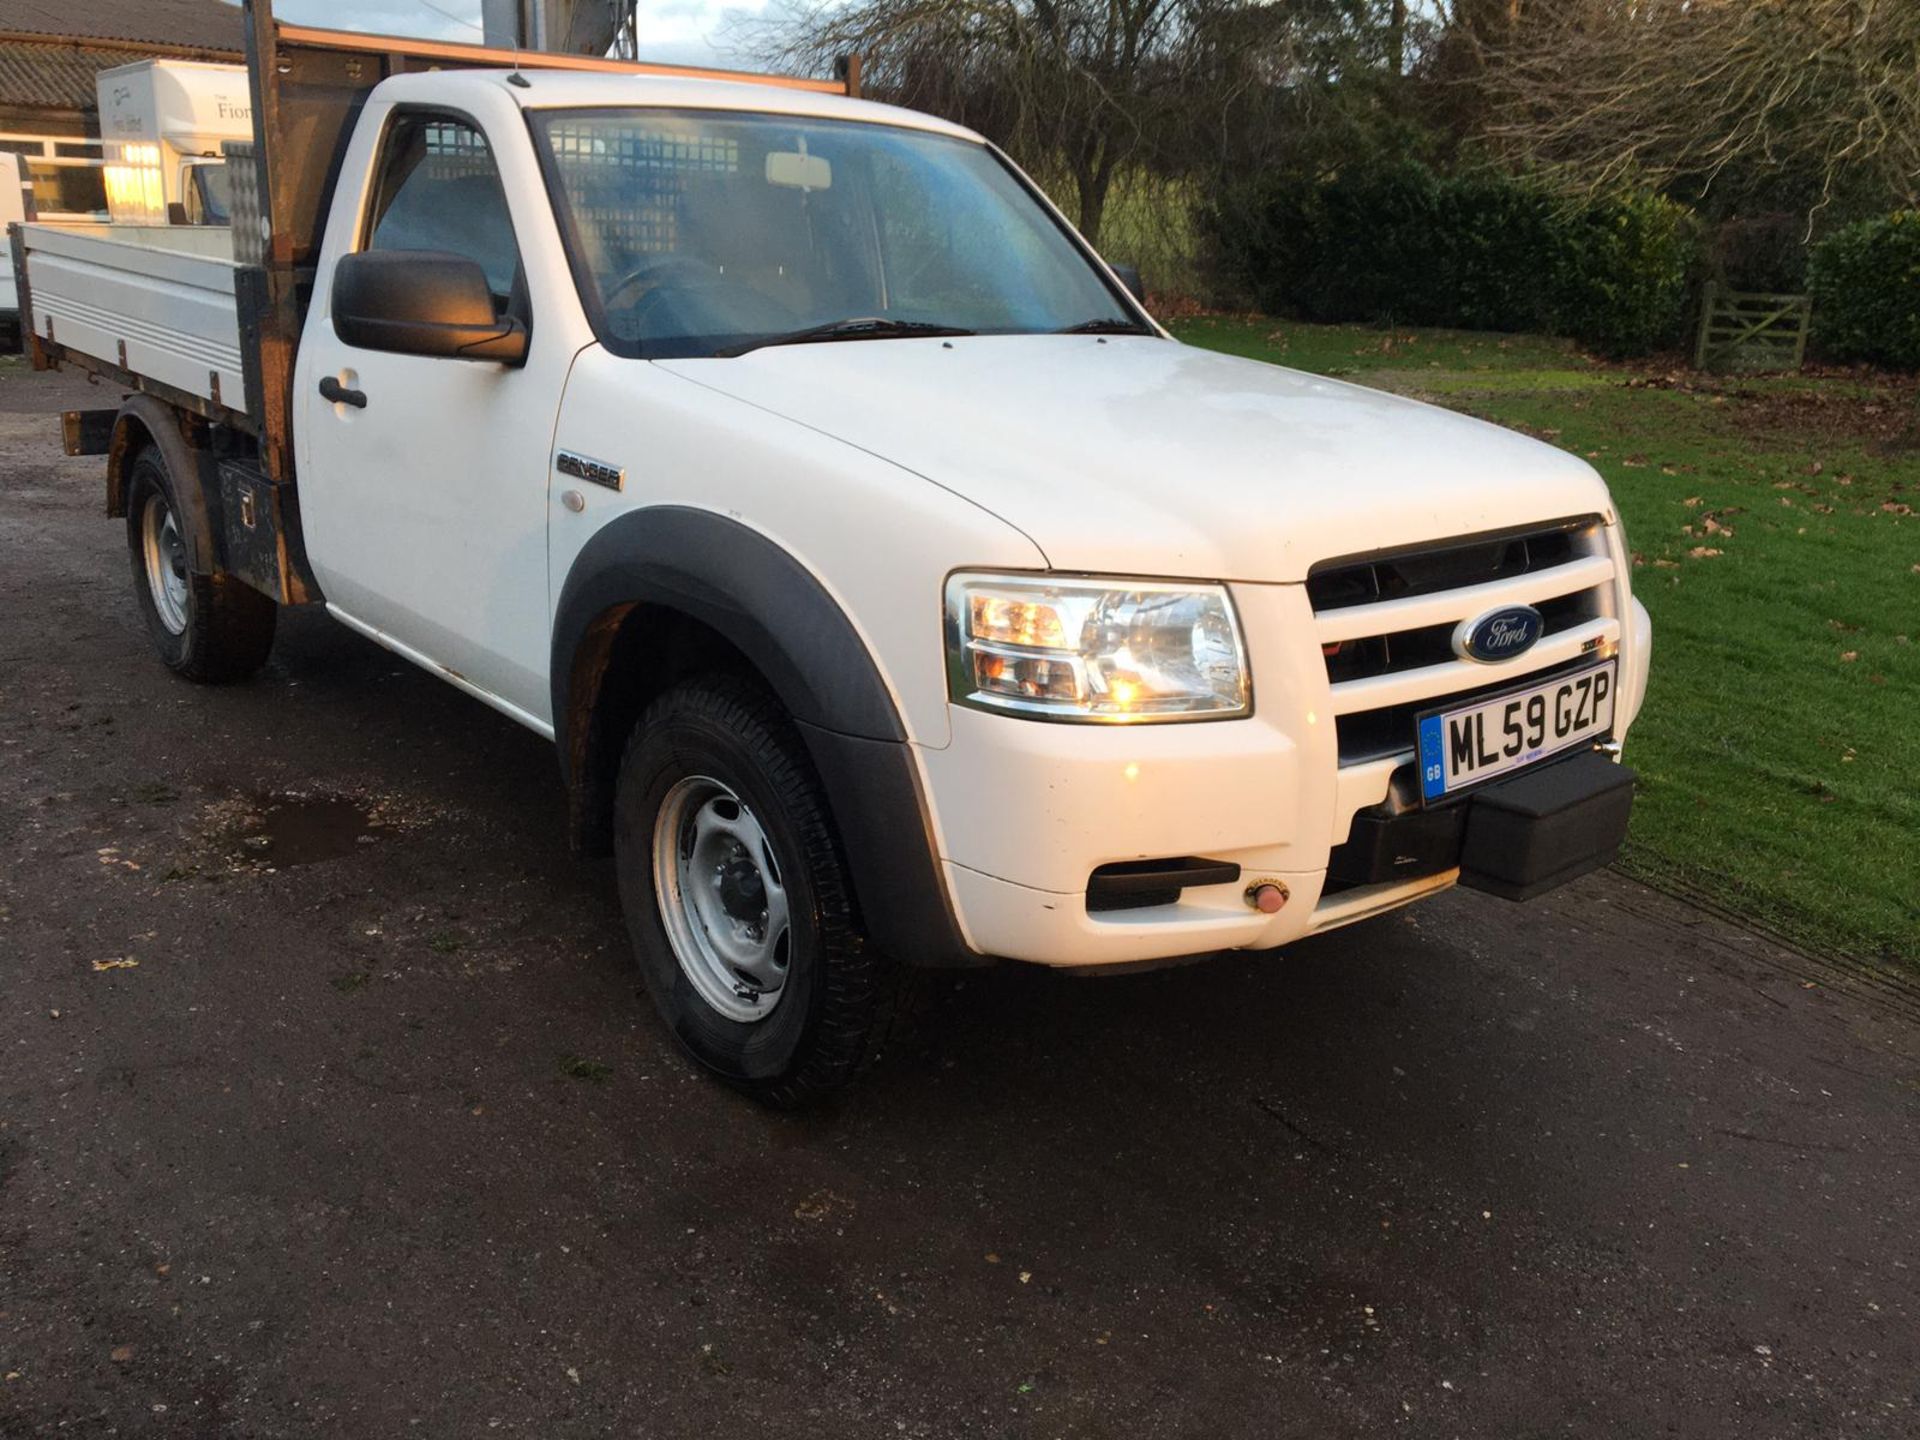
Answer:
top-left (226, 793), bottom-right (387, 868)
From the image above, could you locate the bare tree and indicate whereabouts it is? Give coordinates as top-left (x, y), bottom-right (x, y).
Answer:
top-left (767, 0), bottom-right (1304, 243)
top-left (1476, 0), bottom-right (1920, 223)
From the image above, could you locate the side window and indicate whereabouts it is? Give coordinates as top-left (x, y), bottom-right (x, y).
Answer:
top-left (364, 114), bottom-right (520, 302)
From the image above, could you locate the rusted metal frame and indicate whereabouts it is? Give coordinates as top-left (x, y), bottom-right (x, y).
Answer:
top-left (61, 409), bottom-right (118, 456)
top-left (33, 339), bottom-right (250, 436)
top-left (276, 21), bottom-right (850, 94)
top-left (242, 0), bottom-right (304, 486)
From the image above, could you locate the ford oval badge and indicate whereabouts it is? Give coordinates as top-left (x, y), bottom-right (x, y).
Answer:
top-left (1453, 604), bottom-right (1544, 663)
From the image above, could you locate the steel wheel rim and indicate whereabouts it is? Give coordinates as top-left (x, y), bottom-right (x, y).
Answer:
top-left (140, 493), bottom-right (189, 636)
top-left (653, 775), bottom-right (792, 1023)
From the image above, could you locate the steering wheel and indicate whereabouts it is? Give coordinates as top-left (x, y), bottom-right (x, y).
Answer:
top-left (600, 254), bottom-right (722, 310)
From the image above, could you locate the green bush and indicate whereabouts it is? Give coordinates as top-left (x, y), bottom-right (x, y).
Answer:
top-left (1808, 213), bottom-right (1920, 369)
top-left (1205, 162), bottom-right (1699, 356)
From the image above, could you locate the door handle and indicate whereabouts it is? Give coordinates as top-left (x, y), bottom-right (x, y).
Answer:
top-left (318, 376), bottom-right (367, 409)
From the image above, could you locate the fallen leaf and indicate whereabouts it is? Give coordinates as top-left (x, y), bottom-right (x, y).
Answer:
top-left (793, 1189), bottom-right (852, 1223)
top-left (1840, 651), bottom-right (1859, 662)
top-left (110, 1346), bottom-right (133, 1363)
top-left (1687, 546), bottom-right (1723, 559)
top-left (1683, 496), bottom-right (1703, 508)
top-left (92, 957), bottom-right (138, 972)
top-left (1882, 501), bottom-right (1913, 516)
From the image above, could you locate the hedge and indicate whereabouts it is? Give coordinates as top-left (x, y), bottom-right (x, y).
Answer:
top-left (1807, 213), bottom-right (1920, 369)
top-left (1205, 161), bottom-right (1699, 356)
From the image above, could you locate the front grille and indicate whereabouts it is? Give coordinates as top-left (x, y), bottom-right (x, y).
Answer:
top-left (1322, 589), bottom-right (1596, 687)
top-left (1310, 517), bottom-right (1619, 767)
top-left (1309, 525), bottom-right (1582, 612)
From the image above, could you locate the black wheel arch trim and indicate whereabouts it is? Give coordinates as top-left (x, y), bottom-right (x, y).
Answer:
top-left (551, 506), bottom-right (986, 968)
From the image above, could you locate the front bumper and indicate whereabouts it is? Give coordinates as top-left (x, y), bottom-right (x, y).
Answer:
top-left (913, 553), bottom-right (1652, 969)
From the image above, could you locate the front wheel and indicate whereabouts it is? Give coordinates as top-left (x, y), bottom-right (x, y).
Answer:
top-left (124, 447), bottom-right (275, 682)
top-left (613, 676), bottom-right (898, 1107)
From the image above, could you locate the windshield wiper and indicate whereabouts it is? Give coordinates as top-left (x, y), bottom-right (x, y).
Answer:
top-left (719, 317), bottom-right (976, 357)
top-left (1054, 318), bottom-right (1153, 335)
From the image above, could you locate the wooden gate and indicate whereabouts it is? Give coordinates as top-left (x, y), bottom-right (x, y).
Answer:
top-left (1694, 282), bottom-right (1812, 373)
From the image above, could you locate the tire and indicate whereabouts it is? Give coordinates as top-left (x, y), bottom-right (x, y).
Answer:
top-left (613, 675), bottom-right (899, 1107)
top-left (125, 446), bottom-right (276, 682)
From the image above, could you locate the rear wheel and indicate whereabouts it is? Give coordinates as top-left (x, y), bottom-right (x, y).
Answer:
top-left (613, 675), bottom-right (898, 1107)
top-left (124, 447), bottom-right (275, 682)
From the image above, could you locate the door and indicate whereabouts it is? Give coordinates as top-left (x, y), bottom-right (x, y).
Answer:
top-left (298, 109), bottom-right (559, 724)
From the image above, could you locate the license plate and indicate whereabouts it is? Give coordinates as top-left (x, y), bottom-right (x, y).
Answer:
top-left (1416, 660), bottom-right (1617, 802)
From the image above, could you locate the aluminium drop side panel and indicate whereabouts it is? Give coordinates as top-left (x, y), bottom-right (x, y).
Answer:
top-left (19, 225), bottom-right (247, 414)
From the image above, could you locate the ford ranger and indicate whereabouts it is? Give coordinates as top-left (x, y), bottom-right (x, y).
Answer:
top-left (10, 2), bottom-right (1652, 1104)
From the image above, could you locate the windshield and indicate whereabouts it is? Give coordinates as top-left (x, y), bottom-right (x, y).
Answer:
top-left (530, 109), bottom-right (1142, 358)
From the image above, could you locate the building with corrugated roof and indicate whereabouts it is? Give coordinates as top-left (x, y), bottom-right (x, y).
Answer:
top-left (1, 0), bottom-right (242, 218)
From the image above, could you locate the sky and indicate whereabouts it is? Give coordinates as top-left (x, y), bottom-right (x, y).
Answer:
top-left (266, 0), bottom-right (785, 69)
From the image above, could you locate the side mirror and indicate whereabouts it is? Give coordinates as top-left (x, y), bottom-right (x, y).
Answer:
top-left (1110, 262), bottom-right (1147, 306)
top-left (332, 250), bottom-right (528, 365)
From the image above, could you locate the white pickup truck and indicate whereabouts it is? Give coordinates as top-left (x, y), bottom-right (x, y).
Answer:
top-left (14, 4), bottom-right (1651, 1104)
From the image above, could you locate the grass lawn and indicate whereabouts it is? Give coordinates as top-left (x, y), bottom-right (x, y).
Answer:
top-left (1175, 315), bottom-right (1920, 969)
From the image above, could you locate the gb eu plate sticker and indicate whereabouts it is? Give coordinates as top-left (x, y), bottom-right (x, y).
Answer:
top-left (1417, 713), bottom-right (1448, 802)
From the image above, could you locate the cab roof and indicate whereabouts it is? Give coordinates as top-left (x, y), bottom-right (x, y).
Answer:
top-left (373, 67), bottom-right (984, 145)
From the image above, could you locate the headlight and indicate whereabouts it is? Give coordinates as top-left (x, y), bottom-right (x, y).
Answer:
top-left (944, 573), bottom-right (1250, 722)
